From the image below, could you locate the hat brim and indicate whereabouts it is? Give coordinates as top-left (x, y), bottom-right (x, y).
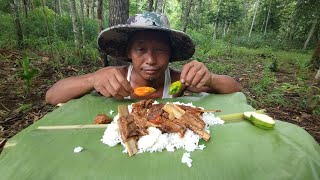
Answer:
top-left (97, 25), bottom-right (195, 62)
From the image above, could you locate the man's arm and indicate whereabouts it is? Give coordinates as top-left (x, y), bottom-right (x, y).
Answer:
top-left (45, 73), bottom-right (94, 105)
top-left (45, 66), bottom-right (133, 105)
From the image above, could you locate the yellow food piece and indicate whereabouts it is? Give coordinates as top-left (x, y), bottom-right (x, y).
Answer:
top-left (134, 87), bottom-right (156, 96)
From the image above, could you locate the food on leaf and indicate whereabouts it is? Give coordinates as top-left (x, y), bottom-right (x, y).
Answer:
top-left (94, 114), bottom-right (112, 124)
top-left (169, 81), bottom-right (182, 95)
top-left (243, 111), bottom-right (275, 130)
top-left (134, 87), bottom-right (156, 96)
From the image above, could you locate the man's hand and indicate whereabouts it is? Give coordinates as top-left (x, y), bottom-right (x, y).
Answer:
top-left (180, 60), bottom-right (212, 89)
top-left (91, 67), bottom-right (133, 99)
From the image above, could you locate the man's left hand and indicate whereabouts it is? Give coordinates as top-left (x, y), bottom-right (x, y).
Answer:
top-left (180, 60), bottom-right (212, 89)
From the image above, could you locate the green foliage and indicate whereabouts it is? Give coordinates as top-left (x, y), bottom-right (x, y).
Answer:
top-left (18, 103), bottom-right (32, 112)
top-left (0, 14), bottom-right (16, 48)
top-left (20, 55), bottom-right (39, 93)
top-left (0, 0), bottom-right (11, 13)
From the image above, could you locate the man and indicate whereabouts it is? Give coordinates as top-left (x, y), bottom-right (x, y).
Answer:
top-left (46, 12), bottom-right (242, 105)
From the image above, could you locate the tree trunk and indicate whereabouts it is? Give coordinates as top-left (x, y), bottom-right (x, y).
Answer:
top-left (182, 0), bottom-right (192, 32)
top-left (97, 0), bottom-right (103, 32)
top-left (86, 0), bottom-right (90, 18)
top-left (42, 0), bottom-right (51, 45)
top-left (148, 0), bottom-right (153, 12)
top-left (213, 0), bottom-right (222, 39)
top-left (109, 0), bottom-right (129, 27)
top-left (10, 1), bottom-right (23, 49)
top-left (264, 0), bottom-right (271, 35)
top-left (91, 0), bottom-right (95, 19)
top-left (22, 0), bottom-right (28, 18)
top-left (22, 0), bottom-right (29, 37)
top-left (249, 0), bottom-right (260, 37)
top-left (303, 20), bottom-right (318, 51)
top-left (107, 0), bottom-right (129, 66)
top-left (154, 0), bottom-right (158, 13)
top-left (196, 0), bottom-right (202, 30)
top-left (223, 20), bottom-right (227, 37)
top-left (70, 0), bottom-right (81, 48)
top-left (309, 39), bottom-right (320, 70)
top-left (162, 0), bottom-right (166, 13)
top-left (80, 0), bottom-right (86, 47)
top-left (58, 0), bottom-right (62, 14)
top-left (156, 0), bottom-right (162, 13)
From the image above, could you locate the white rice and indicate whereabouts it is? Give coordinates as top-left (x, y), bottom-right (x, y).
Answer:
top-left (101, 102), bottom-right (224, 167)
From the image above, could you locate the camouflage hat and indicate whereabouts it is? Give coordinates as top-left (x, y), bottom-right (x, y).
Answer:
top-left (97, 12), bottom-right (195, 61)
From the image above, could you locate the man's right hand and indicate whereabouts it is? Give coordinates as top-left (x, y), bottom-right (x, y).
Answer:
top-left (91, 67), bottom-right (133, 99)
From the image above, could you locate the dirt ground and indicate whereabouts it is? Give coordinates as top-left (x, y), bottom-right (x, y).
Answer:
top-left (0, 48), bottom-right (319, 152)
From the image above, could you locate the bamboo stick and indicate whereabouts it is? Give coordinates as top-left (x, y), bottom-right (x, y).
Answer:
top-left (37, 124), bottom-right (108, 130)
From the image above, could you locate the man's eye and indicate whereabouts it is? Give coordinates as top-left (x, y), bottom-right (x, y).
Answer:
top-left (155, 49), bottom-right (166, 53)
top-left (136, 48), bottom-right (145, 52)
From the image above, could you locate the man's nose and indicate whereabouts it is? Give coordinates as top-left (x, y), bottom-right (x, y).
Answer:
top-left (145, 50), bottom-right (156, 64)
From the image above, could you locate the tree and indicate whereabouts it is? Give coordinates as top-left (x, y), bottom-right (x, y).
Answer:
top-left (91, 0), bottom-right (95, 19)
top-left (97, 0), bottom-right (103, 32)
top-left (182, 0), bottom-right (192, 32)
top-left (10, 1), bottom-right (23, 49)
top-left (148, 0), bottom-right (153, 12)
top-left (264, 0), bottom-right (272, 35)
top-left (22, 0), bottom-right (29, 37)
top-left (213, 0), bottom-right (223, 39)
top-left (80, 0), bottom-right (86, 47)
top-left (69, 0), bottom-right (81, 48)
top-left (303, 19), bottom-right (318, 50)
top-left (309, 39), bottom-right (320, 70)
top-left (156, 0), bottom-right (162, 13)
top-left (106, 0), bottom-right (129, 66)
top-left (86, 0), bottom-right (90, 18)
top-left (249, 0), bottom-right (260, 37)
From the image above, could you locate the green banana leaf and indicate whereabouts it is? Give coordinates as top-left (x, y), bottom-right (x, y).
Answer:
top-left (0, 92), bottom-right (319, 180)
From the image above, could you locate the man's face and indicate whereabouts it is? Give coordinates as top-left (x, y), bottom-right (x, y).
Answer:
top-left (128, 31), bottom-right (171, 81)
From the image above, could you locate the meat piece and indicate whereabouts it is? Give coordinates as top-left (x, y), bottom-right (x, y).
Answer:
top-left (118, 105), bottom-right (138, 156)
top-left (131, 111), bottom-right (148, 136)
top-left (118, 115), bottom-right (139, 141)
top-left (94, 114), bottom-right (112, 124)
top-left (162, 103), bottom-right (210, 141)
top-left (159, 119), bottom-right (187, 137)
top-left (177, 105), bottom-right (203, 117)
top-left (147, 104), bottom-right (164, 120)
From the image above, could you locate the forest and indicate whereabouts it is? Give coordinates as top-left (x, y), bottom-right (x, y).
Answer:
top-left (0, 0), bottom-right (319, 147)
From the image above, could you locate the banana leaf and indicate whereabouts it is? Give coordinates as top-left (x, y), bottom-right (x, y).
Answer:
top-left (0, 92), bottom-right (319, 180)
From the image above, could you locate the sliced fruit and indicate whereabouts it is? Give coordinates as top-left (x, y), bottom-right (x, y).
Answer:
top-left (250, 112), bottom-right (275, 129)
top-left (243, 111), bottom-right (254, 120)
top-left (243, 111), bottom-right (275, 130)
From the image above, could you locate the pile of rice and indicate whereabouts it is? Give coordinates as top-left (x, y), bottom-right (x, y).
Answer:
top-left (101, 101), bottom-right (224, 167)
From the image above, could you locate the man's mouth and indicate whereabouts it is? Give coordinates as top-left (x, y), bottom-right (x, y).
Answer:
top-left (143, 68), bottom-right (158, 75)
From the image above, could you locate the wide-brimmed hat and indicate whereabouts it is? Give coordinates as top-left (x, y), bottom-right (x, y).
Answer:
top-left (97, 12), bottom-right (195, 61)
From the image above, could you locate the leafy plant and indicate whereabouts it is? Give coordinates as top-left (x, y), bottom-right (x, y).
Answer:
top-left (20, 55), bottom-right (39, 93)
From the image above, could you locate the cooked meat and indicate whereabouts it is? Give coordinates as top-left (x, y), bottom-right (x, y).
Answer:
top-left (147, 104), bottom-right (164, 120)
top-left (177, 105), bottom-right (203, 117)
top-left (160, 119), bottom-right (187, 137)
top-left (131, 111), bottom-right (148, 135)
top-left (118, 115), bottom-right (139, 141)
top-left (117, 101), bottom-right (211, 155)
top-left (94, 114), bottom-right (112, 124)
